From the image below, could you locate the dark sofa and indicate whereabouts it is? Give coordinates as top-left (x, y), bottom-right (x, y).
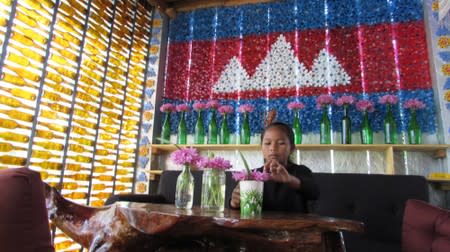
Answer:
top-left (106, 171), bottom-right (429, 252)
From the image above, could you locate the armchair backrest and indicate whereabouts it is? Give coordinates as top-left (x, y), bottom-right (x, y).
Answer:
top-left (402, 199), bottom-right (450, 252)
top-left (0, 167), bottom-right (54, 252)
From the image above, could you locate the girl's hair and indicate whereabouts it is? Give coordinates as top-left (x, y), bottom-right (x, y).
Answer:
top-left (260, 122), bottom-right (295, 147)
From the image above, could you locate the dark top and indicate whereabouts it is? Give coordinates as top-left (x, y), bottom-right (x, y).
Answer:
top-left (258, 162), bottom-right (319, 213)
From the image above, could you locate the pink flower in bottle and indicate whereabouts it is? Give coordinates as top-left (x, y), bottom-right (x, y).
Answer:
top-left (287, 101), bottom-right (305, 110)
top-left (356, 100), bottom-right (375, 113)
top-left (316, 94), bottom-right (334, 109)
top-left (378, 94), bottom-right (398, 105)
top-left (335, 95), bottom-right (355, 107)
top-left (237, 104), bottom-right (254, 113)
top-left (403, 99), bottom-right (425, 111)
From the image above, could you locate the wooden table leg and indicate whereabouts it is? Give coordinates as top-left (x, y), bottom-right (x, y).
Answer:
top-left (322, 231), bottom-right (345, 252)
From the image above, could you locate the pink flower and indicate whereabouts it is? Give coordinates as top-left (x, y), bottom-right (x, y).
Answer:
top-left (170, 147), bottom-right (201, 166)
top-left (232, 171), bottom-right (248, 181)
top-left (232, 169), bottom-right (270, 181)
top-left (206, 100), bottom-right (220, 110)
top-left (316, 94), bottom-right (334, 109)
top-left (200, 156), bottom-right (232, 170)
top-left (403, 99), bottom-right (425, 110)
top-left (287, 101), bottom-right (305, 110)
top-left (238, 104), bottom-right (254, 113)
top-left (218, 105), bottom-right (233, 115)
top-left (176, 104), bottom-right (190, 112)
top-left (193, 102), bottom-right (207, 111)
top-left (335, 95), bottom-right (355, 106)
top-left (160, 103), bottom-right (175, 112)
top-left (378, 94), bottom-right (398, 105)
top-left (356, 100), bottom-right (375, 113)
top-left (250, 171), bottom-right (270, 181)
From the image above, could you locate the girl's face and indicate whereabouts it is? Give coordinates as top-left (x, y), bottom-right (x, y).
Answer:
top-left (261, 127), bottom-right (294, 166)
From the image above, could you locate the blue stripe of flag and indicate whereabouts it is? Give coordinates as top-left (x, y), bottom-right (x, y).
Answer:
top-left (169, 0), bottom-right (424, 42)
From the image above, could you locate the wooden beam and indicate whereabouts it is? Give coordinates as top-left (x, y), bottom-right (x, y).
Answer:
top-left (170, 0), bottom-right (276, 12)
top-left (147, 0), bottom-right (177, 18)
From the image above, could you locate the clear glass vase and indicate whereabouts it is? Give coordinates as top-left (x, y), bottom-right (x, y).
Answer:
top-left (341, 105), bottom-right (351, 144)
top-left (161, 112), bottom-right (171, 144)
top-left (207, 110), bottom-right (218, 144)
top-left (292, 110), bottom-right (302, 144)
top-left (360, 111), bottom-right (373, 144)
top-left (240, 180), bottom-right (263, 218)
top-left (220, 114), bottom-right (230, 144)
top-left (383, 104), bottom-right (398, 144)
top-left (177, 111), bottom-right (187, 144)
top-left (194, 111), bottom-right (205, 144)
top-left (408, 110), bottom-right (422, 144)
top-left (320, 107), bottom-right (331, 144)
top-left (240, 113), bottom-right (251, 144)
top-left (175, 165), bottom-right (194, 209)
top-left (201, 169), bottom-right (225, 212)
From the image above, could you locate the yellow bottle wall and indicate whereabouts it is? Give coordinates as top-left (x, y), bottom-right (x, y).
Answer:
top-left (0, 0), bottom-right (162, 250)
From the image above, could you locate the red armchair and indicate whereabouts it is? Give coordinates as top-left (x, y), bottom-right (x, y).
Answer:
top-left (0, 167), bottom-right (54, 252)
top-left (402, 199), bottom-right (450, 252)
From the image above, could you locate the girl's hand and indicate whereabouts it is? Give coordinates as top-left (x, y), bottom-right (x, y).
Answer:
top-left (264, 159), bottom-right (290, 183)
top-left (230, 184), bottom-right (240, 209)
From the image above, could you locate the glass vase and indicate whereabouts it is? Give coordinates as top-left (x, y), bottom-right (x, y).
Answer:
top-left (220, 114), bottom-right (230, 144)
top-left (240, 180), bottom-right (263, 218)
top-left (341, 105), bottom-right (351, 144)
top-left (201, 169), bottom-right (225, 212)
top-left (360, 111), bottom-right (373, 144)
top-left (292, 110), bottom-right (302, 144)
top-left (175, 165), bottom-right (194, 209)
top-left (161, 112), bottom-right (171, 144)
top-left (320, 107), bottom-right (331, 144)
top-left (194, 110), bottom-right (205, 144)
top-left (207, 110), bottom-right (218, 144)
top-left (240, 113), bottom-right (251, 144)
top-left (383, 104), bottom-right (398, 144)
top-left (407, 110), bottom-right (422, 144)
top-left (177, 111), bottom-right (187, 145)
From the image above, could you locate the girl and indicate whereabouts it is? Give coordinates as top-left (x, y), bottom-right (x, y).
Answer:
top-left (230, 122), bottom-right (319, 212)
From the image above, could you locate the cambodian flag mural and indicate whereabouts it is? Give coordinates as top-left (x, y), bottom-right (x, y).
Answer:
top-left (163, 0), bottom-right (437, 138)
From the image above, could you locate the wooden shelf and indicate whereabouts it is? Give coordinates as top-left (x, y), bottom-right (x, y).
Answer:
top-left (151, 144), bottom-right (449, 154)
top-left (428, 178), bottom-right (450, 190)
top-left (150, 144), bottom-right (449, 175)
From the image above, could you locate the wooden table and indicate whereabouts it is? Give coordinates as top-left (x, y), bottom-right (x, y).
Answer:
top-left (46, 184), bottom-right (364, 252)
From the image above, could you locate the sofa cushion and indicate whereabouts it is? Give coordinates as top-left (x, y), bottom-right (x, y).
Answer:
top-left (402, 199), bottom-right (450, 252)
top-left (0, 167), bottom-right (54, 252)
top-left (311, 173), bottom-right (428, 252)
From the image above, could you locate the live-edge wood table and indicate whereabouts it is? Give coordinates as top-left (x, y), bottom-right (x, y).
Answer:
top-left (47, 188), bottom-right (365, 252)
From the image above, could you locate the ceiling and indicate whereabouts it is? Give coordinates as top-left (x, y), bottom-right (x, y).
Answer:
top-left (147, 0), bottom-right (275, 18)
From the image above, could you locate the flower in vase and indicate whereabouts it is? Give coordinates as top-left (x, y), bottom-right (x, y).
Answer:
top-left (378, 94), bottom-right (398, 105)
top-left (176, 104), bottom-right (190, 112)
top-left (199, 154), bottom-right (232, 210)
top-left (199, 156), bottom-right (232, 170)
top-left (170, 147), bottom-right (202, 167)
top-left (160, 103), bottom-right (175, 112)
top-left (403, 99), bottom-right (425, 111)
top-left (316, 94), bottom-right (334, 109)
top-left (335, 95), bottom-right (355, 107)
top-left (206, 100), bottom-right (220, 110)
top-left (231, 151), bottom-right (269, 181)
top-left (356, 100), bottom-right (375, 113)
top-left (238, 104), bottom-right (254, 113)
top-left (403, 99), bottom-right (425, 144)
top-left (287, 101), bottom-right (305, 111)
top-left (193, 102), bottom-right (207, 111)
top-left (218, 105), bottom-right (233, 115)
